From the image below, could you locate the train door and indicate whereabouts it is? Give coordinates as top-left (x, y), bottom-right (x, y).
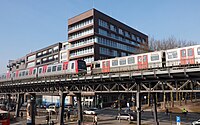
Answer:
top-left (102, 61), bottom-right (110, 73)
top-left (43, 65), bottom-right (47, 73)
top-left (180, 49), bottom-right (186, 65)
top-left (138, 56), bottom-right (142, 69)
top-left (29, 68), bottom-right (34, 75)
top-left (187, 48), bottom-right (194, 64)
top-left (143, 55), bottom-right (148, 69)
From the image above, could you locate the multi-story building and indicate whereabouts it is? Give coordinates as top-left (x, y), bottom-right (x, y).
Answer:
top-left (60, 42), bottom-right (70, 63)
top-left (8, 43), bottom-right (62, 72)
top-left (28, 42), bottom-right (62, 68)
top-left (68, 9), bottom-right (148, 71)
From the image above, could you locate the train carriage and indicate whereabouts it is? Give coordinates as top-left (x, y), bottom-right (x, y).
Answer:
top-left (165, 45), bottom-right (200, 67)
top-left (92, 51), bottom-right (164, 74)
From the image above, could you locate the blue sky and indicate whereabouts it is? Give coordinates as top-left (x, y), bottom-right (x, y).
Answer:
top-left (0, 0), bottom-right (200, 73)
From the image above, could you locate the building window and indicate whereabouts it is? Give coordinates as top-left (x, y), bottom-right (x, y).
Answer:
top-left (110, 24), bottom-right (117, 32)
top-left (68, 18), bottom-right (93, 31)
top-left (119, 28), bottom-right (123, 35)
top-left (98, 19), bottom-right (108, 28)
top-left (27, 62), bottom-right (35, 68)
top-left (68, 28), bottom-right (94, 40)
top-left (125, 31), bottom-right (130, 38)
top-left (121, 52), bottom-right (126, 56)
top-left (99, 28), bottom-right (108, 36)
top-left (42, 50), bottom-right (47, 55)
top-left (132, 34), bottom-right (136, 41)
top-left (27, 55), bottom-right (36, 62)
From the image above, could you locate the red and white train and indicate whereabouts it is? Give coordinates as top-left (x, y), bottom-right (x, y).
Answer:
top-left (91, 45), bottom-right (200, 74)
top-left (1, 45), bottom-right (200, 82)
top-left (0, 60), bottom-right (87, 81)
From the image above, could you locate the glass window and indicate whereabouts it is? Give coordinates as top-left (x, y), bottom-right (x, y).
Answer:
top-left (112, 60), bottom-right (118, 66)
top-left (71, 63), bottom-right (74, 69)
top-left (39, 68), bottom-right (42, 74)
top-left (168, 51), bottom-right (177, 59)
top-left (181, 50), bottom-right (186, 57)
top-left (47, 67), bottom-right (51, 72)
top-left (197, 47), bottom-right (200, 55)
top-left (95, 63), bottom-right (100, 68)
top-left (57, 65), bottom-right (62, 71)
top-left (52, 66), bottom-right (57, 72)
top-left (151, 54), bottom-right (159, 61)
top-left (120, 59), bottom-right (126, 65)
top-left (128, 57), bottom-right (135, 64)
top-left (33, 69), bottom-right (36, 75)
top-left (188, 48), bottom-right (193, 56)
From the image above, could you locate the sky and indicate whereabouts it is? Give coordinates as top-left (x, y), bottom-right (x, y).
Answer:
top-left (0, 0), bottom-right (200, 73)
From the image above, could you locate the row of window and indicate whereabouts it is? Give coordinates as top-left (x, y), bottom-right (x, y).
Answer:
top-left (99, 47), bottom-right (118, 56)
top-left (68, 28), bottom-right (94, 40)
top-left (98, 28), bottom-right (140, 47)
top-left (68, 18), bottom-right (93, 31)
top-left (27, 55), bottom-right (36, 62)
top-left (101, 55), bottom-right (160, 67)
top-left (97, 37), bottom-right (136, 53)
top-left (36, 46), bottom-right (59, 58)
top-left (81, 56), bottom-right (94, 63)
top-left (71, 37), bottom-right (96, 48)
top-left (98, 19), bottom-right (146, 44)
top-left (70, 47), bottom-right (94, 57)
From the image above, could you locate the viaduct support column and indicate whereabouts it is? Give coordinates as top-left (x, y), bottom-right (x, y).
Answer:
top-left (77, 92), bottom-right (83, 125)
top-left (136, 82), bottom-right (141, 125)
top-left (153, 93), bottom-right (159, 125)
top-left (26, 93), bottom-right (36, 125)
top-left (7, 94), bottom-right (11, 111)
top-left (15, 93), bottom-right (24, 117)
top-left (58, 91), bottom-right (67, 125)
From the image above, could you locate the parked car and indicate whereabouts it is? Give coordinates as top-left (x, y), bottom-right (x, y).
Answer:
top-left (46, 105), bottom-right (57, 113)
top-left (116, 113), bottom-right (136, 121)
top-left (192, 119), bottom-right (200, 125)
top-left (83, 108), bottom-right (99, 115)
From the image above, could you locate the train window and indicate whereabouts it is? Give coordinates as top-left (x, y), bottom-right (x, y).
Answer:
top-left (143, 56), bottom-right (147, 62)
top-left (112, 60), bottom-right (118, 66)
top-left (47, 67), bottom-right (51, 72)
top-left (120, 59), bottom-right (126, 65)
top-left (39, 68), bottom-right (42, 74)
top-left (52, 66), bottom-right (57, 72)
top-left (168, 51), bottom-right (177, 59)
top-left (181, 50), bottom-right (186, 57)
top-left (19, 72), bottom-right (21, 77)
top-left (188, 49), bottom-right (193, 56)
top-left (22, 71), bottom-right (25, 76)
top-left (138, 56), bottom-right (142, 62)
top-left (25, 71), bottom-right (28, 76)
top-left (78, 61), bottom-right (86, 69)
top-left (128, 57), bottom-right (135, 64)
top-left (197, 47), bottom-right (200, 55)
top-left (151, 54), bottom-right (159, 61)
top-left (57, 65), bottom-right (62, 71)
top-left (71, 63), bottom-right (74, 69)
top-left (13, 73), bottom-right (16, 77)
top-left (33, 69), bottom-right (36, 75)
top-left (95, 63), bottom-right (100, 68)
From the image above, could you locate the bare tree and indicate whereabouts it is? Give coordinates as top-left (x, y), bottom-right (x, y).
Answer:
top-left (149, 36), bottom-right (197, 51)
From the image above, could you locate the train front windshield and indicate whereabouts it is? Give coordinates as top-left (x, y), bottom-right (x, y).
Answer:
top-left (78, 60), bottom-right (87, 71)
